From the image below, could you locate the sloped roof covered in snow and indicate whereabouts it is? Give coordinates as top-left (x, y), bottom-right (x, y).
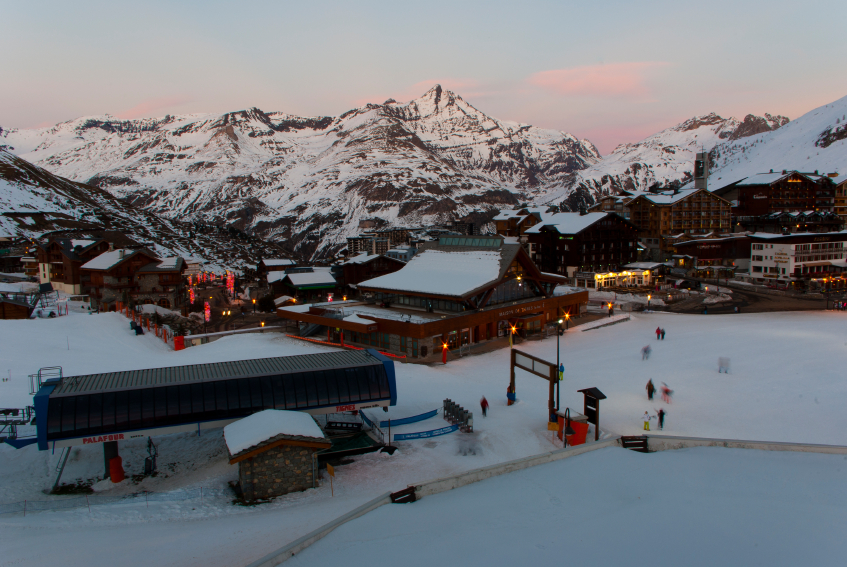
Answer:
top-left (262, 259), bottom-right (296, 268)
top-left (343, 252), bottom-right (378, 265)
top-left (358, 249), bottom-right (504, 298)
top-left (285, 271), bottom-right (336, 288)
top-left (81, 249), bottom-right (157, 271)
top-left (525, 212), bottom-right (613, 235)
top-left (137, 256), bottom-right (185, 273)
top-left (224, 409), bottom-right (329, 459)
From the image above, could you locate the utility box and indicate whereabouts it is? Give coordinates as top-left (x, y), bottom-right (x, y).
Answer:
top-left (577, 387), bottom-right (607, 441)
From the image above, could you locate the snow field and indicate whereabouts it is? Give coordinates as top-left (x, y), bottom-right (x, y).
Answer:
top-left (0, 309), bottom-right (846, 566)
top-left (286, 447), bottom-right (847, 567)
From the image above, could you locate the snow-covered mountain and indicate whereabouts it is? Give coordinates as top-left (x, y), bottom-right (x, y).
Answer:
top-left (0, 151), bottom-right (292, 271)
top-left (702, 96), bottom-right (847, 187)
top-left (538, 112), bottom-right (790, 208)
top-left (1, 86), bottom-right (599, 259)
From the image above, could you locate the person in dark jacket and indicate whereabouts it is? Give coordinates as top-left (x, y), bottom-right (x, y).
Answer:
top-left (656, 408), bottom-right (666, 430)
top-left (646, 379), bottom-right (655, 400)
top-left (661, 328), bottom-right (666, 340)
top-left (480, 396), bottom-right (489, 417)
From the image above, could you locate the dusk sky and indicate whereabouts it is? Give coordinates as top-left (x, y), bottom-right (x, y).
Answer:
top-left (3, 0), bottom-right (846, 154)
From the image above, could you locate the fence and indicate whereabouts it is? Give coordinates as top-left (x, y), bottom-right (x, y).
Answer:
top-left (0, 487), bottom-right (234, 516)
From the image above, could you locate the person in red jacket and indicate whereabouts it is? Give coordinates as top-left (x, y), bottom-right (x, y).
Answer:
top-left (655, 326), bottom-right (661, 340)
top-left (480, 396), bottom-right (489, 417)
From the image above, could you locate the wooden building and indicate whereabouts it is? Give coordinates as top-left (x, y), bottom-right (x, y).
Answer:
top-left (525, 212), bottom-right (638, 278)
top-left (81, 249), bottom-right (185, 311)
top-left (35, 238), bottom-right (111, 294)
top-left (341, 253), bottom-right (406, 287)
top-left (626, 189), bottom-right (732, 257)
top-left (0, 297), bottom-right (32, 319)
top-left (674, 235), bottom-right (752, 279)
top-left (277, 235), bottom-right (587, 361)
top-left (738, 210), bottom-right (843, 234)
top-left (714, 170), bottom-right (837, 219)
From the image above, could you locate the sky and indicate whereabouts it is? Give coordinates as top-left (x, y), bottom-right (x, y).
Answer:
top-left (2, 0), bottom-right (846, 154)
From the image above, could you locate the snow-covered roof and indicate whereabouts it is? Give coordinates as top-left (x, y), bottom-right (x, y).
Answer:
top-left (267, 271), bottom-right (285, 284)
top-left (138, 256), bottom-right (184, 272)
top-left (359, 249), bottom-right (502, 298)
top-left (635, 189), bottom-right (701, 205)
top-left (224, 409), bottom-right (327, 457)
top-left (623, 262), bottom-right (666, 270)
top-left (286, 271), bottom-right (336, 287)
top-left (343, 252), bottom-right (378, 265)
top-left (81, 249), bottom-right (147, 271)
top-left (277, 303), bottom-right (310, 313)
top-left (262, 259), bottom-right (296, 268)
top-left (525, 212), bottom-right (611, 235)
top-left (343, 313), bottom-right (377, 325)
top-left (70, 239), bottom-right (97, 249)
top-left (734, 171), bottom-right (826, 186)
top-left (273, 295), bottom-right (295, 306)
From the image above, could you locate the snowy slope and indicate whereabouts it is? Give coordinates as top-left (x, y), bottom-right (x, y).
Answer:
top-left (0, 151), bottom-right (292, 270)
top-left (703, 95), bottom-right (847, 188)
top-left (536, 112), bottom-right (789, 208)
top-left (1, 86), bottom-right (600, 259)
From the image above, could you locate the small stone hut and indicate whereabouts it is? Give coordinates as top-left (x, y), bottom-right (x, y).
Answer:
top-left (224, 410), bottom-right (331, 501)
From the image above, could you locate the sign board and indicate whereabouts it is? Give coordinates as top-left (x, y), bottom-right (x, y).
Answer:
top-left (326, 463), bottom-right (335, 478)
top-left (514, 351), bottom-right (555, 381)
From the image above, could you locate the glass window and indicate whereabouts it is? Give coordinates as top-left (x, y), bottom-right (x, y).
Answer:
top-left (292, 373), bottom-right (308, 408)
top-left (283, 374), bottom-right (298, 409)
top-left (305, 374), bottom-right (319, 406)
top-left (179, 385), bottom-right (192, 417)
top-left (88, 394), bottom-right (103, 434)
top-left (61, 397), bottom-right (76, 434)
top-left (325, 370), bottom-right (340, 405)
top-left (191, 384), bottom-right (204, 416)
top-left (335, 369), bottom-right (351, 402)
top-left (74, 396), bottom-right (89, 434)
top-left (314, 371), bottom-right (329, 406)
top-left (232, 380), bottom-right (247, 411)
top-left (271, 376), bottom-right (286, 409)
top-left (127, 390), bottom-right (140, 429)
top-left (260, 377), bottom-right (275, 409)
top-left (358, 369), bottom-right (375, 400)
top-left (141, 389), bottom-right (155, 427)
top-left (166, 386), bottom-right (180, 421)
top-left (344, 369), bottom-right (360, 402)
top-left (215, 381), bottom-right (229, 414)
top-left (248, 378), bottom-right (263, 410)
top-left (47, 397), bottom-right (63, 436)
top-left (154, 388), bottom-right (169, 425)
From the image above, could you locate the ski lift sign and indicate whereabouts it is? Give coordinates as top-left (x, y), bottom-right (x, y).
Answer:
top-left (204, 301), bottom-right (211, 322)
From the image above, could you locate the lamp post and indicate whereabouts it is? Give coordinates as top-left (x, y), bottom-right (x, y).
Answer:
top-left (252, 298), bottom-right (256, 314)
top-left (647, 294), bottom-right (651, 311)
top-left (556, 318), bottom-right (563, 412)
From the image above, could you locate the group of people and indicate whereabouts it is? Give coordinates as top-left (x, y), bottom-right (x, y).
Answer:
top-left (643, 379), bottom-right (672, 430)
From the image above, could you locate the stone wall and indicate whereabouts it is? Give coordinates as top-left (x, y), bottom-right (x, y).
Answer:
top-left (239, 444), bottom-right (318, 501)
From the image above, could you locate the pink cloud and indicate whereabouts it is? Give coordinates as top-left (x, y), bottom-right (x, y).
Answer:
top-left (528, 62), bottom-right (669, 99)
top-left (116, 96), bottom-right (193, 119)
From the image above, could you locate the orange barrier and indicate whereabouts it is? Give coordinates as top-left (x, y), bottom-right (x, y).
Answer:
top-left (284, 334), bottom-right (406, 359)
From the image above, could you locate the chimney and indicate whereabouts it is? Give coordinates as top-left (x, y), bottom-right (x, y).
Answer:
top-left (782, 170), bottom-right (786, 174)
top-left (119, 249), bottom-right (125, 259)
top-left (579, 206), bottom-right (587, 216)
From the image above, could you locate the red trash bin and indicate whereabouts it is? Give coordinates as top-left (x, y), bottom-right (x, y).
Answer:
top-left (566, 421), bottom-right (589, 446)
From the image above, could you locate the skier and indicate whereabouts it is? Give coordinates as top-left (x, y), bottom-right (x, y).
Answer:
top-left (660, 382), bottom-right (673, 403)
top-left (656, 408), bottom-right (666, 430)
top-left (642, 411), bottom-right (651, 431)
top-left (661, 328), bottom-right (666, 340)
top-left (646, 379), bottom-right (655, 400)
top-left (641, 345), bottom-right (652, 360)
top-left (480, 396), bottom-right (489, 417)
top-left (655, 326), bottom-right (661, 340)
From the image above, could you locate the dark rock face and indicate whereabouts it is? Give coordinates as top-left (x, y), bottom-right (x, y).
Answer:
top-left (729, 113), bottom-right (790, 141)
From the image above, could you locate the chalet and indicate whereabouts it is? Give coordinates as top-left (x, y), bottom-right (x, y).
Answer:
top-left (713, 170), bottom-right (836, 219)
top-left (341, 253), bottom-right (406, 287)
top-left (626, 189), bottom-right (732, 257)
top-left (35, 238), bottom-right (112, 294)
top-left (674, 235), bottom-right (752, 279)
top-left (269, 267), bottom-right (337, 302)
top-left (257, 259), bottom-right (297, 281)
top-left (277, 235), bottom-right (587, 360)
top-left (525, 212), bottom-right (639, 283)
top-left (81, 249), bottom-right (186, 311)
top-left (738, 210), bottom-right (843, 234)
top-left (0, 297), bottom-right (32, 319)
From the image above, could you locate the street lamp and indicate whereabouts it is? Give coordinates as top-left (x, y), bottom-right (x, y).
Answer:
top-left (556, 318), bottom-right (564, 411)
top-left (647, 294), bottom-right (651, 310)
top-left (562, 407), bottom-right (576, 448)
top-left (252, 298), bottom-right (256, 314)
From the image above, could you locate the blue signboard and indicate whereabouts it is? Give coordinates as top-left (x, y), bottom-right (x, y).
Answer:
top-left (393, 424), bottom-right (459, 441)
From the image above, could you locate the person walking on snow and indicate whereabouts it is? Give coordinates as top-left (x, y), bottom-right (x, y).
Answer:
top-left (646, 379), bottom-right (655, 400)
top-left (661, 383), bottom-right (673, 403)
top-left (643, 411), bottom-right (651, 431)
top-left (661, 328), bottom-right (666, 340)
top-left (656, 408), bottom-right (666, 430)
top-left (642, 345), bottom-right (652, 360)
top-left (480, 396), bottom-right (489, 417)
top-left (656, 326), bottom-right (661, 340)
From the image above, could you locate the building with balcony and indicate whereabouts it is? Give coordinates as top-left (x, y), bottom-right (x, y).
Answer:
top-left (713, 170), bottom-right (837, 219)
top-left (81, 249), bottom-right (186, 311)
top-left (626, 188), bottom-right (732, 258)
top-left (747, 231), bottom-right (847, 290)
top-left (277, 235), bottom-right (585, 361)
top-left (35, 238), bottom-right (111, 294)
top-left (524, 212), bottom-right (639, 284)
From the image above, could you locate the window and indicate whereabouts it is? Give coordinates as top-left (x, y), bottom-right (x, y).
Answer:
top-left (753, 266), bottom-right (763, 273)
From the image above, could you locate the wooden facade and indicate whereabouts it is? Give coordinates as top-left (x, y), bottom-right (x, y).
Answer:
top-left (627, 189), bottom-right (732, 253)
top-left (715, 171), bottom-right (836, 218)
top-left (527, 213), bottom-right (638, 276)
top-left (0, 299), bottom-right (31, 319)
top-left (341, 254), bottom-right (406, 287)
top-left (36, 239), bottom-right (111, 294)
